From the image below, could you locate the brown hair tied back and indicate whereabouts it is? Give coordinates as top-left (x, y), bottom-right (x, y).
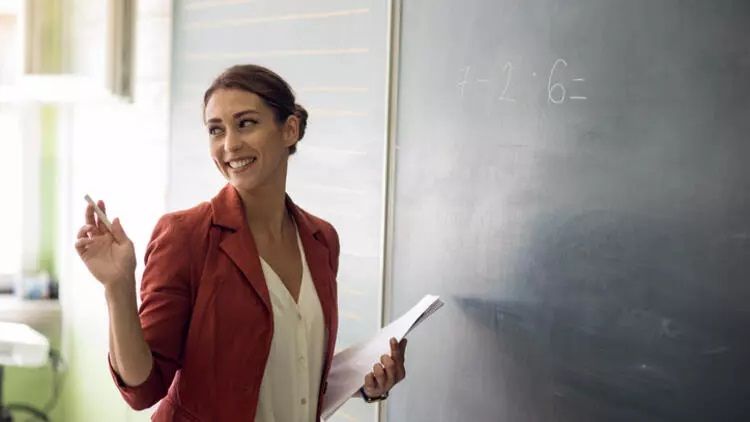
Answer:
top-left (204, 64), bottom-right (308, 155)
top-left (294, 103), bottom-right (308, 143)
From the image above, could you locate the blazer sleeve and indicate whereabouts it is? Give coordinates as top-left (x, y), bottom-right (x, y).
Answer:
top-left (327, 223), bottom-right (340, 277)
top-left (108, 214), bottom-right (193, 410)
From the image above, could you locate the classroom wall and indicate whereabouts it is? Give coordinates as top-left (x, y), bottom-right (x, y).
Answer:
top-left (54, 1), bottom-right (172, 420)
top-left (2, 107), bottom-right (63, 421)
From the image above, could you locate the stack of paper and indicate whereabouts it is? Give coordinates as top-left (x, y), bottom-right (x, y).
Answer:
top-left (322, 295), bottom-right (444, 419)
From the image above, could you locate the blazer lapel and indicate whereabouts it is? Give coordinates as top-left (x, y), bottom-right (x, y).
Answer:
top-left (211, 184), bottom-right (271, 313)
top-left (287, 196), bottom-right (335, 332)
top-left (209, 185), bottom-right (336, 322)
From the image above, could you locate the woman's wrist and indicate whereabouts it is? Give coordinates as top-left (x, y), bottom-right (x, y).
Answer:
top-left (104, 277), bottom-right (137, 305)
top-left (360, 387), bottom-right (389, 403)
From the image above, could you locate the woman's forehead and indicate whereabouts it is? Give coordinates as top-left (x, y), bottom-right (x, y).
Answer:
top-left (205, 88), bottom-right (268, 119)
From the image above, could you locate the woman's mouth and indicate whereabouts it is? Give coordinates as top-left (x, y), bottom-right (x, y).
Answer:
top-left (226, 157), bottom-right (257, 172)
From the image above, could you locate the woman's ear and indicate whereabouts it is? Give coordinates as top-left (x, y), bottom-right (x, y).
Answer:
top-left (282, 114), bottom-right (300, 148)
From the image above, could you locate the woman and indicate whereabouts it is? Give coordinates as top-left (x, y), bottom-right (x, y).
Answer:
top-left (75, 64), bottom-right (407, 421)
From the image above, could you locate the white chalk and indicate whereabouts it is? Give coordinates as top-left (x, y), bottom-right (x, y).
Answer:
top-left (84, 194), bottom-right (113, 232)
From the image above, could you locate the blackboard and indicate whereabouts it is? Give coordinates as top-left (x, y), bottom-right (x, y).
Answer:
top-left (387, 1), bottom-right (750, 421)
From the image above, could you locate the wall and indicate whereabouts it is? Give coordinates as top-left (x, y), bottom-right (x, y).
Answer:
top-left (54, 0), bottom-right (172, 421)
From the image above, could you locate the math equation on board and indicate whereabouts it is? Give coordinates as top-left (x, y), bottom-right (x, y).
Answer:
top-left (457, 58), bottom-right (588, 105)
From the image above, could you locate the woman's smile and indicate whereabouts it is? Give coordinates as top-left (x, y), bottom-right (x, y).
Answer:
top-left (226, 156), bottom-right (257, 173)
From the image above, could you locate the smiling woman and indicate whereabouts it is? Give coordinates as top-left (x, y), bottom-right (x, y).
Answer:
top-left (74, 64), bottom-right (407, 422)
top-left (202, 65), bottom-right (307, 197)
top-left (203, 65), bottom-right (308, 153)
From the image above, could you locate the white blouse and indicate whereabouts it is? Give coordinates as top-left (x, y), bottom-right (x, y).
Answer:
top-left (254, 223), bottom-right (327, 422)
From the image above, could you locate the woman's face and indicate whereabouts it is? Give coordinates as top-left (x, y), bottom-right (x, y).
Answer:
top-left (204, 88), bottom-right (298, 193)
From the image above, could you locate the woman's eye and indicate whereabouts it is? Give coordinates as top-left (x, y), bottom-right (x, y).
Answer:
top-left (208, 126), bottom-right (223, 136)
top-left (239, 119), bottom-right (257, 128)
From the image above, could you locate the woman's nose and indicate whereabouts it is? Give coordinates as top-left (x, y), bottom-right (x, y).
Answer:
top-left (224, 130), bottom-right (242, 152)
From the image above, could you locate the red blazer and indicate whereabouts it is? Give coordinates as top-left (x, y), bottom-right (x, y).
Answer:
top-left (109, 184), bottom-right (340, 421)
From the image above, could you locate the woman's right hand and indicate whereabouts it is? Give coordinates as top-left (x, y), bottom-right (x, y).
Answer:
top-left (75, 200), bottom-right (136, 288)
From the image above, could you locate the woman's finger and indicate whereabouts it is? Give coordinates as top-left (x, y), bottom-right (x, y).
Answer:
top-left (373, 363), bottom-right (387, 388)
top-left (75, 237), bottom-right (95, 255)
top-left (380, 354), bottom-right (397, 388)
top-left (381, 354), bottom-right (395, 369)
top-left (364, 372), bottom-right (377, 391)
top-left (390, 338), bottom-right (403, 364)
top-left (76, 224), bottom-right (95, 240)
top-left (111, 217), bottom-right (129, 244)
top-left (85, 203), bottom-right (96, 226)
top-left (85, 204), bottom-right (106, 236)
top-left (95, 200), bottom-right (107, 231)
top-left (75, 237), bottom-right (95, 248)
top-left (384, 352), bottom-right (404, 383)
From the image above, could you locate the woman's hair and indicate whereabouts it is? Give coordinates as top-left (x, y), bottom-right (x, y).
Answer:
top-left (203, 64), bottom-right (308, 155)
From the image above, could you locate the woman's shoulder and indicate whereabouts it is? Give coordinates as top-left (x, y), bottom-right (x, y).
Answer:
top-left (292, 203), bottom-right (338, 237)
top-left (152, 201), bottom-right (213, 237)
top-left (292, 205), bottom-right (340, 273)
top-left (292, 204), bottom-right (340, 262)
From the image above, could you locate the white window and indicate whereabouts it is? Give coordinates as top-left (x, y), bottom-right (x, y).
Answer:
top-left (0, 0), bottom-right (24, 280)
top-left (0, 107), bottom-right (23, 275)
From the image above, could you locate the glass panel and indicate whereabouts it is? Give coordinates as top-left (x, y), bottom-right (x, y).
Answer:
top-left (0, 107), bottom-right (23, 275)
top-left (0, 13), bottom-right (19, 85)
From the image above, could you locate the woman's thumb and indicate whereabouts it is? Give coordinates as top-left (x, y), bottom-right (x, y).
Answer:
top-left (112, 217), bottom-right (128, 243)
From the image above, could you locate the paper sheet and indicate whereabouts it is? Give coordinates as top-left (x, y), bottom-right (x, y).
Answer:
top-left (321, 295), bottom-right (444, 420)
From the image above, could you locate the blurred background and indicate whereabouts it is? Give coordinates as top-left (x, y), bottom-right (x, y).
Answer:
top-left (0, 0), bottom-right (388, 421)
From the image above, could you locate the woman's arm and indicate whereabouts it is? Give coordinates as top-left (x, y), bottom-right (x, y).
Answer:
top-left (106, 277), bottom-right (153, 386)
top-left (77, 203), bottom-right (193, 410)
top-left (75, 201), bottom-right (152, 385)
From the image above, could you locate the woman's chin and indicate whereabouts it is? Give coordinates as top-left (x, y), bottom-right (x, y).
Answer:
top-left (228, 175), bottom-right (262, 192)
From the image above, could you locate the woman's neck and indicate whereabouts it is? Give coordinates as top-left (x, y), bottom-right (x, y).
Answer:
top-left (237, 180), bottom-right (291, 241)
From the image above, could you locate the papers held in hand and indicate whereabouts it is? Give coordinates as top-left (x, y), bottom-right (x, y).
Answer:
top-left (322, 295), bottom-right (444, 419)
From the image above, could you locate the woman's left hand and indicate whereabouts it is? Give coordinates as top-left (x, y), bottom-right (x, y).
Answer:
top-left (362, 337), bottom-right (407, 399)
